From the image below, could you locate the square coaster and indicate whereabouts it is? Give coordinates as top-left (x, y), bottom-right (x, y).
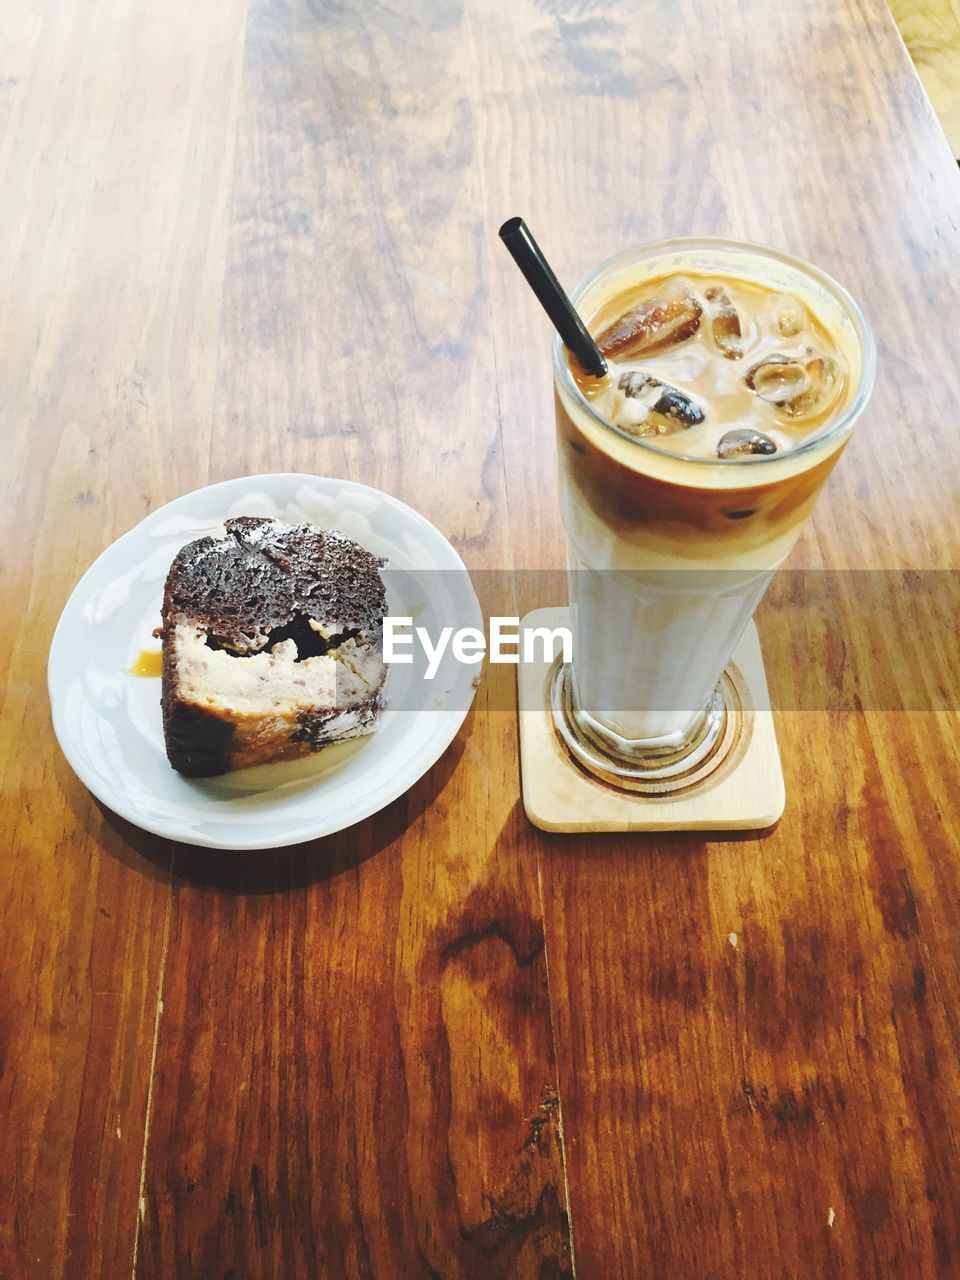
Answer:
top-left (518, 608), bottom-right (785, 832)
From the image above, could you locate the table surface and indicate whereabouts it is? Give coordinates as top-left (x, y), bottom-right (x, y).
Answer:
top-left (4, 1), bottom-right (960, 1276)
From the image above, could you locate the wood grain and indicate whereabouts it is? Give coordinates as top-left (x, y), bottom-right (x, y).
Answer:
top-left (134, 0), bottom-right (569, 1275)
top-left (478, 0), bottom-right (960, 1274)
top-left (0, 1), bottom-right (247, 1275)
top-left (137, 674), bottom-right (569, 1279)
top-left (3, 0), bottom-right (960, 1276)
top-left (889, 0), bottom-right (960, 158)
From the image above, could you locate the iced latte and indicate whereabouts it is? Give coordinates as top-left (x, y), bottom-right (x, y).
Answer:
top-left (552, 239), bottom-right (876, 784)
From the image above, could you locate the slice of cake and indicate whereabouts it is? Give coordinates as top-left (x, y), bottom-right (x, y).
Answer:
top-left (159, 516), bottom-right (387, 777)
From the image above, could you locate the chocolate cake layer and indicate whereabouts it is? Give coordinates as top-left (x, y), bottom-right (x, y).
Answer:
top-left (165, 516), bottom-right (385, 653)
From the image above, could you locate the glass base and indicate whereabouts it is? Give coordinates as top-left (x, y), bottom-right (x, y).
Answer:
top-left (550, 661), bottom-right (744, 795)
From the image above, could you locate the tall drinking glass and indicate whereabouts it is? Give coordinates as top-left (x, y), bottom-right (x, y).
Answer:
top-left (551, 238), bottom-right (876, 788)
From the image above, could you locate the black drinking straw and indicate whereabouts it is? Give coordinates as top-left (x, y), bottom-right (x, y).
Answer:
top-left (498, 216), bottom-right (608, 378)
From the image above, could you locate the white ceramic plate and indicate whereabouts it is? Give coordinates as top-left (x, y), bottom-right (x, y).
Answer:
top-left (48, 474), bottom-right (482, 849)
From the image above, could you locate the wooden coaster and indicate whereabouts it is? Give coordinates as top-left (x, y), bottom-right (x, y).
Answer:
top-left (518, 608), bottom-right (785, 832)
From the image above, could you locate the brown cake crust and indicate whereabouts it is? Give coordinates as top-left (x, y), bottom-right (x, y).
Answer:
top-left (160, 518), bottom-right (386, 777)
top-left (165, 515), bottom-right (385, 652)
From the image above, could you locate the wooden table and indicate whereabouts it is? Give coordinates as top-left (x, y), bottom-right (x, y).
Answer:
top-left (4, 1), bottom-right (960, 1276)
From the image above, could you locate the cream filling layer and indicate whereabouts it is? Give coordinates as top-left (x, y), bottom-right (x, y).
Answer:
top-left (172, 624), bottom-right (384, 718)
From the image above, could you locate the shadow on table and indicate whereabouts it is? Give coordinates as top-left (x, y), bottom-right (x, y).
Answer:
top-left (76, 709), bottom-right (472, 895)
top-left (531, 821), bottom-right (781, 859)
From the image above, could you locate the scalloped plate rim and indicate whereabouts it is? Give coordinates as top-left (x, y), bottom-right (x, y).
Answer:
top-left (47, 473), bottom-right (482, 850)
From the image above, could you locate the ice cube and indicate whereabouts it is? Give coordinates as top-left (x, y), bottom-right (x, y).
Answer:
top-left (597, 283), bottom-right (702, 359)
top-left (772, 294), bottom-right (805, 338)
top-left (745, 354), bottom-right (805, 400)
top-left (704, 286), bottom-right (743, 359)
top-left (616, 372), bottom-right (704, 435)
top-left (745, 351), bottom-right (838, 418)
top-left (716, 428), bottom-right (778, 458)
